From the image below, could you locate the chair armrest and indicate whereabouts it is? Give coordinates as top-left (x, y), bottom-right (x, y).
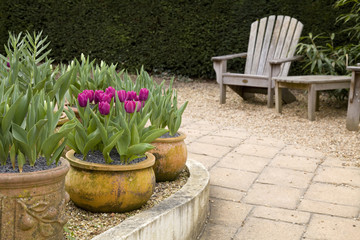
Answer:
top-left (211, 53), bottom-right (247, 61)
top-left (347, 64), bottom-right (360, 72)
top-left (269, 55), bottom-right (303, 65)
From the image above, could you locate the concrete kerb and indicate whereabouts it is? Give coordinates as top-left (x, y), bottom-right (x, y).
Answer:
top-left (92, 159), bottom-right (210, 240)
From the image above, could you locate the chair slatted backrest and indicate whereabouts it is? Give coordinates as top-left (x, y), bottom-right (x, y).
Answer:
top-left (244, 15), bottom-right (303, 76)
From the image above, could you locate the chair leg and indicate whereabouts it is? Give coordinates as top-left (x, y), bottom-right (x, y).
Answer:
top-left (220, 82), bottom-right (226, 104)
top-left (267, 87), bottom-right (274, 108)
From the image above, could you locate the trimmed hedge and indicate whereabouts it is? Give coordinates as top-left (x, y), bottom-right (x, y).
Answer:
top-left (0, 0), bottom-right (351, 78)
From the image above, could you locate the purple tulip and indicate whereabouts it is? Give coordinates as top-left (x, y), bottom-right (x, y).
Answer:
top-left (117, 90), bottom-right (126, 102)
top-left (101, 94), bottom-right (112, 104)
top-left (99, 101), bottom-right (110, 115)
top-left (94, 90), bottom-right (104, 104)
top-left (135, 101), bottom-right (142, 112)
top-left (126, 91), bottom-right (137, 101)
top-left (6, 62), bottom-right (10, 68)
top-left (138, 88), bottom-right (149, 101)
top-left (124, 101), bottom-right (136, 113)
top-left (84, 90), bottom-right (95, 103)
top-left (78, 92), bottom-right (88, 107)
top-left (105, 86), bottom-right (116, 98)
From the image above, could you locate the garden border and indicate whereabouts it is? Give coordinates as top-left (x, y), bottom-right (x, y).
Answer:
top-left (92, 159), bottom-right (210, 240)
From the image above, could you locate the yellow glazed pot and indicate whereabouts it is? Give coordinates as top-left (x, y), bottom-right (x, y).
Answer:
top-left (65, 150), bottom-right (156, 213)
top-left (150, 132), bottom-right (187, 182)
top-left (0, 158), bottom-right (69, 240)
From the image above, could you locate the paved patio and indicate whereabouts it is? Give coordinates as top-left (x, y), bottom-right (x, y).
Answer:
top-left (181, 119), bottom-right (360, 240)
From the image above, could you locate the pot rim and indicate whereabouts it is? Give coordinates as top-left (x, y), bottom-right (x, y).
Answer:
top-left (0, 157), bottom-right (69, 187)
top-left (65, 150), bottom-right (155, 171)
top-left (153, 131), bottom-right (186, 143)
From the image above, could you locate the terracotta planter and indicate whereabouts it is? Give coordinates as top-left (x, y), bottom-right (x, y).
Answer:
top-left (0, 158), bottom-right (70, 240)
top-left (150, 132), bottom-right (187, 182)
top-left (65, 150), bottom-right (156, 213)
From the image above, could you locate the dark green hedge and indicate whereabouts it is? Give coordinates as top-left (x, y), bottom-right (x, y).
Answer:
top-left (0, 0), bottom-right (351, 78)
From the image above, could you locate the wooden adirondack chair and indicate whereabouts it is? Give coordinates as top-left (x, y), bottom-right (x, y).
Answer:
top-left (212, 15), bottom-right (303, 107)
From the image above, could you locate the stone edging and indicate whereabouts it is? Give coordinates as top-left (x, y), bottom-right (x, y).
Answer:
top-left (92, 159), bottom-right (210, 240)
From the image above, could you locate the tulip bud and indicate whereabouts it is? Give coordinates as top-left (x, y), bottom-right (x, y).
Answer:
top-left (99, 101), bottom-right (110, 115)
top-left (138, 88), bottom-right (149, 101)
top-left (78, 93), bottom-right (88, 107)
top-left (94, 90), bottom-right (104, 104)
top-left (117, 90), bottom-right (126, 102)
top-left (124, 101), bottom-right (136, 113)
top-left (126, 91), bottom-right (137, 101)
top-left (136, 101), bottom-right (142, 112)
top-left (105, 86), bottom-right (116, 98)
top-left (6, 62), bottom-right (10, 68)
top-left (84, 90), bottom-right (95, 103)
top-left (101, 94), bottom-right (112, 104)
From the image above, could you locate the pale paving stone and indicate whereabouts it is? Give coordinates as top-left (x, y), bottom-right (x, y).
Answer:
top-left (182, 120), bottom-right (220, 132)
top-left (209, 199), bottom-right (252, 227)
top-left (199, 223), bottom-right (237, 240)
top-left (257, 167), bottom-right (313, 189)
top-left (243, 183), bottom-right (303, 209)
top-left (210, 185), bottom-right (245, 202)
top-left (197, 135), bottom-right (243, 147)
top-left (314, 166), bottom-right (360, 187)
top-left (188, 153), bottom-right (218, 170)
top-left (234, 217), bottom-right (306, 240)
top-left (280, 145), bottom-right (325, 159)
top-left (233, 144), bottom-right (280, 158)
top-left (217, 152), bottom-right (271, 172)
top-left (211, 129), bottom-right (250, 139)
top-left (244, 136), bottom-right (286, 148)
top-left (252, 206), bottom-right (310, 224)
top-left (304, 183), bottom-right (360, 206)
top-left (322, 156), bottom-right (359, 169)
top-left (270, 154), bottom-right (320, 172)
top-left (182, 129), bottom-right (207, 144)
top-left (298, 199), bottom-right (359, 218)
top-left (304, 214), bottom-right (360, 240)
top-left (187, 142), bottom-right (232, 158)
top-left (209, 167), bottom-right (257, 191)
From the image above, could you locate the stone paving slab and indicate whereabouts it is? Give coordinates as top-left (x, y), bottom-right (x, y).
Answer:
top-left (270, 154), bottom-right (321, 172)
top-left (298, 199), bottom-right (359, 218)
top-left (183, 120), bottom-right (360, 240)
top-left (209, 167), bottom-right (258, 191)
top-left (304, 214), bottom-right (360, 240)
top-left (243, 136), bottom-right (286, 148)
top-left (233, 143), bottom-right (280, 158)
top-left (314, 166), bottom-right (360, 187)
top-left (257, 167), bottom-right (313, 189)
top-left (209, 185), bottom-right (245, 202)
top-left (217, 152), bottom-right (270, 173)
top-left (304, 183), bottom-right (360, 206)
top-left (199, 223), bottom-right (238, 240)
top-left (208, 199), bottom-right (252, 227)
top-left (280, 145), bottom-right (325, 159)
top-left (243, 183), bottom-right (303, 209)
top-left (251, 206), bottom-right (310, 224)
top-left (187, 152), bottom-right (218, 170)
top-left (234, 217), bottom-right (306, 240)
top-left (197, 135), bottom-right (244, 147)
